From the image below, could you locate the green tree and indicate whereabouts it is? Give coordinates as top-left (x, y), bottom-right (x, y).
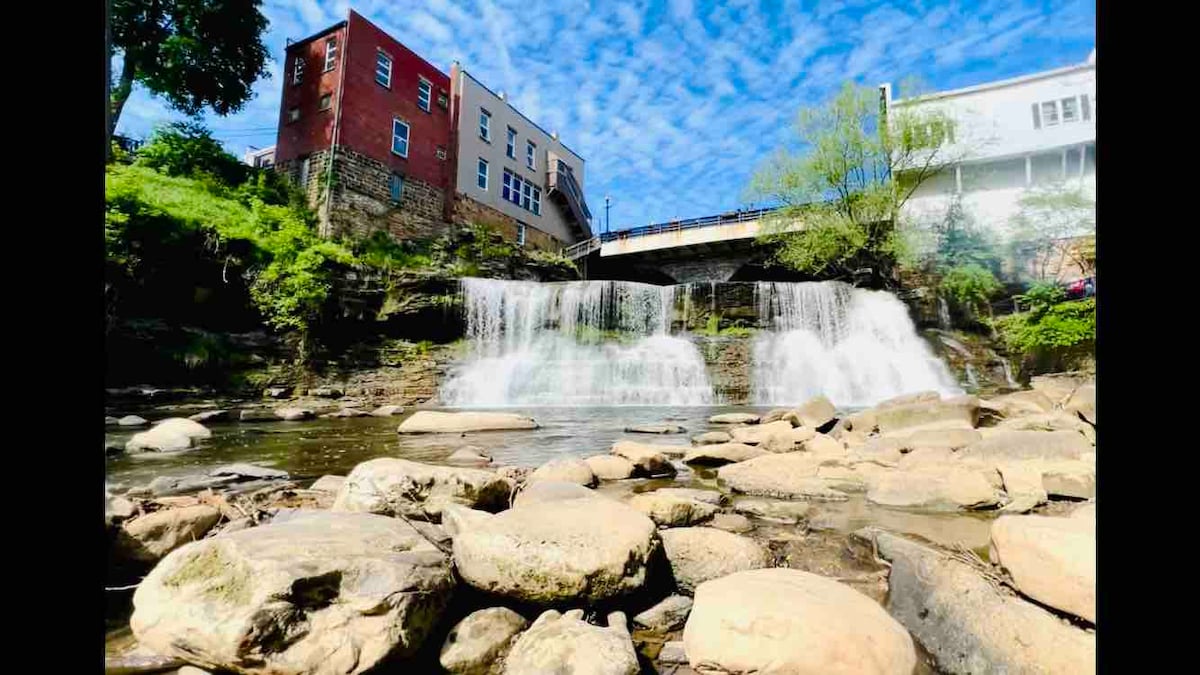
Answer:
top-left (939, 264), bottom-right (1002, 319)
top-left (108, 0), bottom-right (270, 145)
top-left (136, 122), bottom-right (249, 186)
top-left (748, 82), bottom-right (962, 284)
top-left (1007, 186), bottom-right (1096, 283)
top-left (935, 195), bottom-right (1001, 275)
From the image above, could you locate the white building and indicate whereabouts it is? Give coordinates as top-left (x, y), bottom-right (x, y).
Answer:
top-left (882, 51), bottom-right (1095, 275)
top-left (243, 145), bottom-right (276, 169)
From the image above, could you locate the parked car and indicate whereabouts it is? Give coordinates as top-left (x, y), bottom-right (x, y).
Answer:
top-left (1064, 276), bottom-right (1095, 299)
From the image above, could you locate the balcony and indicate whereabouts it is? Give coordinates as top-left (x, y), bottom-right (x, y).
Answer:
top-left (546, 158), bottom-right (593, 240)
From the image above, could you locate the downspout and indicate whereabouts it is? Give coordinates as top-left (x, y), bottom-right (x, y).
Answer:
top-left (323, 17), bottom-right (350, 238)
top-left (445, 62), bottom-right (462, 225)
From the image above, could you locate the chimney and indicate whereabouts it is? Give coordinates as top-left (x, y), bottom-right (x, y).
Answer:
top-left (498, 91), bottom-right (506, 102)
top-left (551, 130), bottom-right (559, 141)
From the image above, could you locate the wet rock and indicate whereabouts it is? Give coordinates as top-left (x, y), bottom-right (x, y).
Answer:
top-left (117, 415), bottom-right (150, 427)
top-left (682, 442), bottom-right (766, 466)
top-left (708, 412), bottom-right (760, 425)
top-left (130, 511), bottom-right (455, 674)
top-left (717, 453), bottom-right (848, 501)
top-left (585, 454), bottom-right (637, 480)
top-left (991, 513), bottom-right (1096, 623)
top-left (321, 408), bottom-right (371, 418)
top-left (504, 609), bottom-right (638, 675)
top-left (308, 386), bottom-right (343, 398)
top-left (209, 463), bottom-right (289, 481)
top-left (815, 465), bottom-right (870, 492)
top-left (793, 394), bottom-right (836, 429)
top-left (127, 418), bottom-right (211, 453)
top-left (610, 441), bottom-right (677, 476)
top-left (633, 594), bottom-right (693, 632)
top-left (660, 527), bottom-right (768, 594)
top-left (729, 420), bottom-right (793, 445)
top-left (105, 415), bottom-right (120, 426)
top-left (528, 457), bottom-right (597, 487)
top-left (691, 430), bottom-right (732, 445)
top-left (659, 641), bottom-right (688, 665)
top-left (707, 512), bottom-right (754, 533)
top-left (453, 497), bottom-right (659, 604)
top-left (447, 446), bottom-right (494, 467)
top-left (399, 410), bottom-right (538, 433)
top-left (1064, 384), bottom-right (1096, 425)
top-left (105, 493), bottom-right (136, 527)
top-left (512, 480), bottom-right (596, 508)
top-left (274, 407), bottom-right (314, 421)
top-left (958, 430), bottom-right (1091, 462)
top-left (371, 404), bottom-right (405, 416)
top-left (624, 423), bottom-right (686, 434)
top-left (118, 505), bottom-right (222, 563)
top-left (262, 386), bottom-right (290, 398)
top-left (865, 528), bottom-right (1095, 674)
top-left (875, 395), bottom-right (979, 434)
top-left (682, 567), bottom-right (915, 675)
top-left (439, 607), bottom-right (528, 675)
top-left (187, 410), bottom-right (228, 423)
top-left (333, 458), bottom-right (512, 521)
top-left (237, 408), bottom-right (276, 422)
top-left (628, 492), bottom-right (718, 527)
top-left (103, 652), bottom-right (187, 674)
top-left (143, 474), bottom-right (238, 497)
top-left (866, 465), bottom-right (1001, 511)
top-left (105, 441), bottom-right (125, 456)
top-left (650, 487), bottom-right (725, 505)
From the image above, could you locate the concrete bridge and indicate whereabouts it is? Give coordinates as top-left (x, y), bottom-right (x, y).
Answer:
top-left (562, 207), bottom-right (805, 283)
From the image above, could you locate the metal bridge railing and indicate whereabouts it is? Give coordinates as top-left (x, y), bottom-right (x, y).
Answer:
top-left (597, 205), bottom-right (782, 243)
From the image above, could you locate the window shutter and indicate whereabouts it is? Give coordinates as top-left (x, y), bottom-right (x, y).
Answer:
top-left (1081, 95), bottom-right (1091, 121)
top-left (1032, 103), bottom-right (1041, 129)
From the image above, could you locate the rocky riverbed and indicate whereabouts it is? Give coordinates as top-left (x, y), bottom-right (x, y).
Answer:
top-left (105, 373), bottom-right (1096, 674)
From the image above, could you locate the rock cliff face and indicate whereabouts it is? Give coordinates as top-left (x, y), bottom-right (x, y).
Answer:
top-left (695, 335), bottom-right (753, 405)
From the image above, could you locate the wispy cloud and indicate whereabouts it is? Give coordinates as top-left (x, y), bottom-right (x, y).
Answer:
top-left (115, 0), bottom-right (1094, 228)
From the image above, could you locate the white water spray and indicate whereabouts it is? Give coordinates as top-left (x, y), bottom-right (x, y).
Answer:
top-left (440, 278), bottom-right (715, 406)
top-left (751, 281), bottom-right (962, 407)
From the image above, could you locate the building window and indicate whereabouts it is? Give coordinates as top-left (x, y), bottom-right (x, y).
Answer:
top-left (1061, 97), bottom-right (1078, 123)
top-left (1040, 101), bottom-right (1059, 127)
top-left (318, 93), bottom-right (331, 110)
top-left (292, 56), bottom-right (304, 85)
top-left (517, 223), bottom-right (527, 246)
top-left (323, 37), bottom-right (337, 72)
top-left (287, 107), bottom-right (300, 123)
top-left (298, 156), bottom-right (310, 187)
top-left (392, 118), bottom-right (410, 157)
top-left (502, 169), bottom-right (541, 215)
top-left (1031, 103), bottom-right (1041, 129)
top-left (389, 173), bottom-right (404, 203)
top-left (526, 141), bottom-right (537, 170)
top-left (418, 79), bottom-right (432, 112)
top-left (437, 92), bottom-right (449, 109)
top-left (502, 169), bottom-right (515, 202)
top-left (507, 127), bottom-right (517, 159)
top-left (521, 181), bottom-right (532, 210)
top-left (532, 186), bottom-right (541, 215)
top-left (477, 158), bottom-right (489, 190)
top-left (479, 109), bottom-right (491, 141)
top-left (436, 146), bottom-right (447, 160)
top-left (376, 52), bottom-right (392, 88)
top-left (1081, 95), bottom-right (1092, 121)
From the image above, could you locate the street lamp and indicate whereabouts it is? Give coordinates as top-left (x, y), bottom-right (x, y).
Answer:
top-left (605, 195), bottom-right (611, 235)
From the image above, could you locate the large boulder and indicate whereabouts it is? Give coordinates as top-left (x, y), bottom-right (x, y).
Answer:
top-left (584, 454), bottom-right (636, 480)
top-left (682, 568), bottom-right (915, 675)
top-left (632, 594), bottom-right (693, 632)
top-left (793, 394), bottom-right (837, 429)
top-left (682, 442), bottom-right (766, 466)
top-left (527, 457), bottom-right (597, 487)
top-left (692, 430), bottom-right (733, 445)
top-left (512, 480), bottom-right (596, 508)
top-left (628, 492), bottom-right (718, 527)
top-left (117, 505), bottom-right (222, 563)
top-left (659, 527), bottom-right (768, 594)
top-left (130, 511), bottom-right (455, 675)
top-left (398, 411), bottom-right (538, 433)
top-left (309, 475), bottom-right (346, 494)
top-left (151, 417), bottom-right (213, 439)
top-left (987, 390), bottom-right (1056, 417)
top-left (990, 513), bottom-right (1096, 623)
top-left (453, 497), bottom-right (660, 604)
top-left (1030, 373), bottom-right (1091, 407)
top-left (866, 528), bottom-right (1095, 674)
top-left (274, 407), bottom-right (315, 421)
top-left (371, 404), bottom-right (405, 417)
top-left (332, 458), bottom-right (512, 521)
top-left (729, 420), bottom-right (794, 445)
top-left (117, 414), bottom-right (150, 427)
top-left (996, 462), bottom-right (1048, 513)
top-left (1041, 460), bottom-right (1096, 499)
top-left (866, 465), bottom-right (1001, 511)
top-left (958, 430), bottom-right (1091, 462)
top-left (439, 607), bottom-right (528, 675)
top-left (1064, 384), bottom-right (1096, 425)
top-left (708, 412), bottom-right (761, 425)
top-left (447, 446), bottom-right (494, 467)
top-left (902, 428), bottom-right (982, 450)
top-left (125, 426), bottom-right (193, 453)
top-left (731, 498), bottom-right (811, 524)
top-left (717, 453), bottom-right (848, 501)
top-left (997, 412), bottom-right (1095, 444)
top-left (609, 441), bottom-right (677, 476)
top-left (503, 609), bottom-right (638, 675)
top-left (875, 395), bottom-right (979, 434)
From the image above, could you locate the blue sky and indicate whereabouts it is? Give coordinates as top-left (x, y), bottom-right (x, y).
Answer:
top-left (115, 0), bottom-right (1094, 232)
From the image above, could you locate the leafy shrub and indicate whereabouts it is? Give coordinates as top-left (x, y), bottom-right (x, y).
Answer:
top-left (940, 264), bottom-right (1002, 315)
top-left (991, 296), bottom-right (1094, 377)
top-left (135, 122), bottom-right (249, 186)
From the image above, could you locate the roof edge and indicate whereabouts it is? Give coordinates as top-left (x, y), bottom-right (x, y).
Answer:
top-left (892, 60), bottom-right (1094, 106)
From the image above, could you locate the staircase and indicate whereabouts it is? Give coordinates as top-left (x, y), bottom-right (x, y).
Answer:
top-left (546, 158), bottom-right (593, 241)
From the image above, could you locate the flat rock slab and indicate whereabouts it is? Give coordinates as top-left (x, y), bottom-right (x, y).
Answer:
top-left (624, 424), bottom-right (687, 434)
top-left (682, 567), bottom-right (916, 675)
top-left (991, 513), bottom-right (1096, 623)
top-left (610, 441), bottom-right (678, 476)
top-left (866, 465), bottom-right (1001, 511)
top-left (633, 595), bottom-right (693, 633)
top-left (628, 492), bottom-right (718, 527)
top-left (528, 457), bottom-right (597, 487)
top-left (648, 487), bottom-right (726, 506)
top-left (731, 498), bottom-right (812, 523)
top-left (692, 431), bottom-right (733, 445)
top-left (332, 457), bottom-right (512, 520)
top-left (585, 454), bottom-right (636, 480)
top-left (371, 405), bottom-right (405, 416)
top-left (958, 430), bottom-right (1091, 462)
top-left (453, 498), bottom-right (659, 604)
top-left (512, 480), bottom-right (598, 508)
top-left (866, 528), bottom-right (1095, 675)
top-left (706, 512), bottom-right (754, 533)
top-left (398, 411), bottom-right (538, 433)
top-left (682, 442), bottom-right (766, 466)
top-left (130, 511), bottom-right (455, 675)
top-left (504, 610), bottom-right (638, 675)
top-left (660, 527), bottom-right (768, 593)
top-left (118, 504), bottom-right (221, 563)
top-left (729, 420), bottom-right (794, 445)
top-left (708, 413), bottom-right (761, 425)
top-left (875, 396), bottom-right (979, 434)
top-left (209, 463), bottom-right (289, 480)
top-left (718, 453), bottom-right (849, 501)
top-left (274, 407), bottom-right (315, 421)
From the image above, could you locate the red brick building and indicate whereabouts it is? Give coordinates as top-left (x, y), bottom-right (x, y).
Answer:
top-left (274, 9), bottom-right (453, 240)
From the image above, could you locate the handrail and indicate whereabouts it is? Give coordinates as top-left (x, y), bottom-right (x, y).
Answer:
top-left (549, 158), bottom-right (592, 219)
top-left (597, 205), bottom-right (783, 242)
top-left (561, 236), bottom-right (600, 260)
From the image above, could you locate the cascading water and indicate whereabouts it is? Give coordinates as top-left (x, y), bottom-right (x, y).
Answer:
top-left (751, 281), bottom-right (962, 407)
top-left (439, 278), bottom-right (715, 406)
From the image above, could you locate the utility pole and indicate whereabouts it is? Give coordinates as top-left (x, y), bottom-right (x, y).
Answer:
top-left (605, 195), bottom-right (611, 235)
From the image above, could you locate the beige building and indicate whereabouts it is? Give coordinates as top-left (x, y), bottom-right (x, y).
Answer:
top-left (449, 63), bottom-right (593, 250)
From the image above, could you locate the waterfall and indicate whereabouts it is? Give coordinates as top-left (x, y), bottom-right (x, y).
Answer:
top-left (751, 281), bottom-right (962, 407)
top-left (440, 278), bottom-right (715, 406)
top-left (937, 296), bottom-right (952, 329)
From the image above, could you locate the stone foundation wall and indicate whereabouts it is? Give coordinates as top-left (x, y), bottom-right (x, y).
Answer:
top-left (451, 194), bottom-right (563, 252)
